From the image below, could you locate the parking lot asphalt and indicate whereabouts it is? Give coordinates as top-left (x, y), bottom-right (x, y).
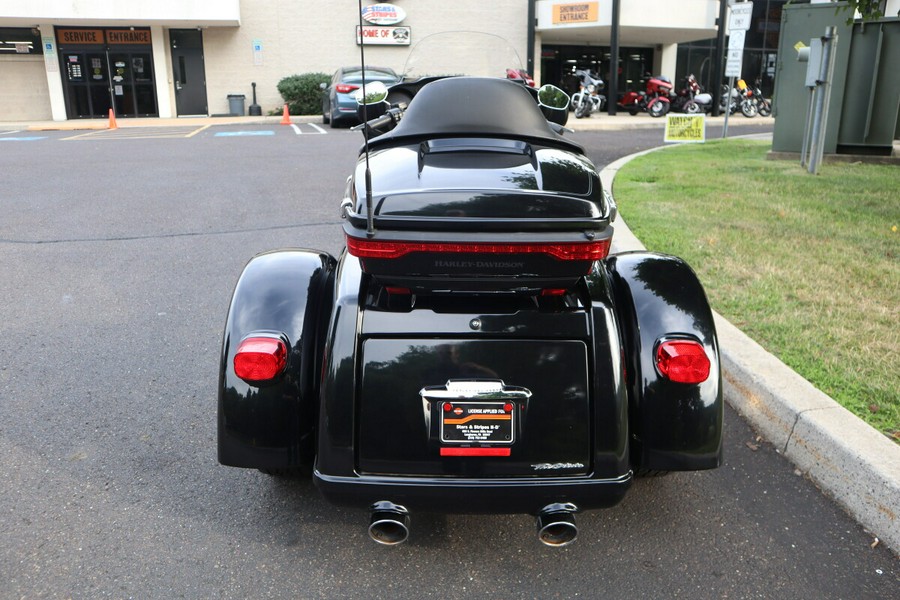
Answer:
top-left (4, 110), bottom-right (898, 554)
top-left (1, 109), bottom-right (773, 133)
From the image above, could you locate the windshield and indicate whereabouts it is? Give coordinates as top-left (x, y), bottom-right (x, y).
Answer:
top-left (401, 32), bottom-right (525, 80)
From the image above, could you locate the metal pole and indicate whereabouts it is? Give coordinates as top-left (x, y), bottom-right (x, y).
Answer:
top-left (607, 0), bottom-right (620, 115)
top-left (800, 87), bottom-right (815, 168)
top-left (722, 76), bottom-right (734, 138)
top-left (711, 0), bottom-right (729, 117)
top-left (527, 0), bottom-right (535, 77)
top-left (808, 27), bottom-right (836, 175)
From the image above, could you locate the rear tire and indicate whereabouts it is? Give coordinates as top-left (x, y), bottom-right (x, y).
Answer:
top-left (758, 100), bottom-right (772, 117)
top-left (635, 468), bottom-right (670, 478)
top-left (259, 466), bottom-right (311, 478)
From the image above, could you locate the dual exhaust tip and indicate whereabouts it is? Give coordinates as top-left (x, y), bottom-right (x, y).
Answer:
top-left (367, 501), bottom-right (578, 547)
top-left (368, 501), bottom-right (411, 546)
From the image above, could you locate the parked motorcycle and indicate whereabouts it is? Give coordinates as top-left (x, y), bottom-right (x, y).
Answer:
top-left (217, 31), bottom-right (722, 547)
top-left (618, 75), bottom-right (673, 117)
top-left (719, 83), bottom-right (740, 115)
top-left (735, 78), bottom-right (758, 117)
top-left (571, 69), bottom-right (606, 118)
top-left (506, 68), bottom-right (536, 87)
top-left (750, 76), bottom-right (772, 117)
top-left (670, 74), bottom-right (713, 114)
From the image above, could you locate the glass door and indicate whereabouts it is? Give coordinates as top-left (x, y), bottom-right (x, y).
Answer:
top-left (57, 27), bottom-right (158, 119)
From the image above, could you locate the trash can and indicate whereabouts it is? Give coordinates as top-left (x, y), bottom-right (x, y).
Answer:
top-left (227, 94), bottom-right (246, 116)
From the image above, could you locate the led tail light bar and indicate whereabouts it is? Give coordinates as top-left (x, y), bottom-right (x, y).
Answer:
top-left (345, 236), bottom-right (611, 262)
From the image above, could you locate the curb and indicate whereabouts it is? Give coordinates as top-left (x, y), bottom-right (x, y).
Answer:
top-left (600, 147), bottom-right (900, 555)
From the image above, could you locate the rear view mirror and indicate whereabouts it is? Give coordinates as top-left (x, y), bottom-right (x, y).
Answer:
top-left (537, 84), bottom-right (569, 110)
top-left (537, 84), bottom-right (570, 126)
top-left (354, 81), bottom-right (388, 105)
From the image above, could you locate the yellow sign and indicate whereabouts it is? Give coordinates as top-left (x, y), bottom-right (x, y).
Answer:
top-left (664, 114), bottom-right (706, 143)
top-left (553, 2), bottom-right (599, 24)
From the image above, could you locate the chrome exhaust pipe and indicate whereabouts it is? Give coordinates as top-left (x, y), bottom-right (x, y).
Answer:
top-left (536, 503), bottom-right (578, 547)
top-left (368, 501), bottom-right (410, 546)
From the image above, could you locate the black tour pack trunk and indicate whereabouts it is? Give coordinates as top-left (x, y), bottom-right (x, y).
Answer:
top-left (342, 77), bottom-right (615, 295)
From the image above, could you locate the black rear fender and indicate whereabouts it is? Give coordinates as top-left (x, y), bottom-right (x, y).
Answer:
top-left (218, 249), bottom-right (336, 469)
top-left (605, 252), bottom-right (723, 471)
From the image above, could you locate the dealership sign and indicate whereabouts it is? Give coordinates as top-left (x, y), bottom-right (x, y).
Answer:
top-left (552, 2), bottom-right (599, 24)
top-left (356, 25), bottom-right (411, 46)
top-left (361, 3), bottom-right (407, 25)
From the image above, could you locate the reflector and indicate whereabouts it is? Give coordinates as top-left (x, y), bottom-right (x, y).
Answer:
top-left (234, 336), bottom-right (287, 382)
top-left (440, 447), bottom-right (511, 457)
top-left (656, 340), bottom-right (710, 384)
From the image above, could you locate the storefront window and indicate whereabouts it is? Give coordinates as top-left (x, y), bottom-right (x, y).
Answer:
top-left (543, 45), bottom-right (654, 99)
top-left (56, 27), bottom-right (158, 119)
top-left (676, 0), bottom-right (790, 96)
top-left (0, 27), bottom-right (43, 55)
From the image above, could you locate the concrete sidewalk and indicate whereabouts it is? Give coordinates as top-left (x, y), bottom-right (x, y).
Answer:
top-left (602, 147), bottom-right (900, 556)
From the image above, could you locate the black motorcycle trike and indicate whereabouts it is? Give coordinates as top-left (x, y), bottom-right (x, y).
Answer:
top-left (218, 37), bottom-right (722, 547)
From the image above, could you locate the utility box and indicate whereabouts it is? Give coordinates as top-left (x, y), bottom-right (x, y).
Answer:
top-left (227, 94), bottom-right (246, 116)
top-left (772, 4), bottom-right (899, 156)
top-left (836, 19), bottom-right (900, 154)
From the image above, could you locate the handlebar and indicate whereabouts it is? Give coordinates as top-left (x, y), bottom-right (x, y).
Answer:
top-left (351, 104), bottom-right (407, 133)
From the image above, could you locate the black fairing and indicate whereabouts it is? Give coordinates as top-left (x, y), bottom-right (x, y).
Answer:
top-left (218, 249), bottom-right (336, 469)
top-left (604, 252), bottom-right (723, 471)
top-left (372, 77), bottom-right (582, 153)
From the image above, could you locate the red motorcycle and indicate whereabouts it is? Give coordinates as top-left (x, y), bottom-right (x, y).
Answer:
top-left (618, 75), bottom-right (673, 117)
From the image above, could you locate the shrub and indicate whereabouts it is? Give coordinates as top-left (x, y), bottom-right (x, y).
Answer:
top-left (277, 73), bottom-right (330, 115)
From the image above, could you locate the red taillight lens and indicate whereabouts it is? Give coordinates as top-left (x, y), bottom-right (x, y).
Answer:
top-left (234, 336), bottom-right (287, 382)
top-left (656, 339), bottom-right (710, 384)
top-left (385, 286), bottom-right (411, 295)
top-left (335, 84), bottom-right (360, 94)
top-left (345, 237), bottom-right (611, 261)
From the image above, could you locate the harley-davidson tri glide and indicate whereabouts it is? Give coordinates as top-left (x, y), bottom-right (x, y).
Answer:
top-left (218, 32), bottom-right (722, 547)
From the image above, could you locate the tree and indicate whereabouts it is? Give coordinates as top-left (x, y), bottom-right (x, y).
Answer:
top-left (835, 0), bottom-right (898, 22)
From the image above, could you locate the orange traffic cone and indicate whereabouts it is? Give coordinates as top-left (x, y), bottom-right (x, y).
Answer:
top-left (108, 108), bottom-right (118, 129)
top-left (280, 103), bottom-right (291, 125)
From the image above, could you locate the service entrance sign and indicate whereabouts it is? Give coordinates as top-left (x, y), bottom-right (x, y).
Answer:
top-left (665, 114), bottom-right (706, 143)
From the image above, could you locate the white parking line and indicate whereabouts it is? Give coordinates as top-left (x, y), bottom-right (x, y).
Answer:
top-left (0, 130), bottom-right (22, 136)
top-left (291, 123), bottom-right (327, 135)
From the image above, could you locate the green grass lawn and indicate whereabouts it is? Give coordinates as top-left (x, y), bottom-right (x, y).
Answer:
top-left (612, 139), bottom-right (899, 441)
